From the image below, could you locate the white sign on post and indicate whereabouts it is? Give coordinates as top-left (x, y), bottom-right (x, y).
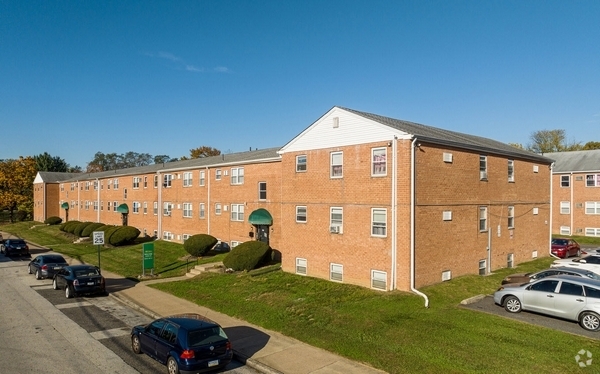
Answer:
top-left (93, 231), bottom-right (105, 245)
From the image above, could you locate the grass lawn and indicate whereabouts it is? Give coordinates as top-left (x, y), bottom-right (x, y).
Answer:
top-left (4, 222), bottom-right (600, 372)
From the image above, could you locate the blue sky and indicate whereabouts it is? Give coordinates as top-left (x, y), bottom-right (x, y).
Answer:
top-left (2, 0), bottom-right (599, 168)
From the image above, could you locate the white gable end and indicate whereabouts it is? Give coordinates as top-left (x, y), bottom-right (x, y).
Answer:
top-left (33, 172), bottom-right (44, 184)
top-left (279, 107), bottom-right (411, 154)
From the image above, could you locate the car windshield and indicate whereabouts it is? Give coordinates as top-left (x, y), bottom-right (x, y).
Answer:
top-left (75, 268), bottom-right (100, 277)
top-left (187, 327), bottom-right (228, 347)
top-left (552, 239), bottom-right (568, 246)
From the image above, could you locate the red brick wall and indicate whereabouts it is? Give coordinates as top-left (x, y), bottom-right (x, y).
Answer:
top-left (552, 173), bottom-right (600, 235)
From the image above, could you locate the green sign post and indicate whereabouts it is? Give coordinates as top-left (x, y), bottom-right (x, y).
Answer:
top-left (142, 243), bottom-right (155, 276)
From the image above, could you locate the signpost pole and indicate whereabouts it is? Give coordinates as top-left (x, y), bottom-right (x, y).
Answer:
top-left (93, 231), bottom-right (105, 271)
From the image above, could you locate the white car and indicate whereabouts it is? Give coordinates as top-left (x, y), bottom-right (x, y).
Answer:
top-left (551, 254), bottom-right (600, 272)
top-left (494, 274), bottom-right (600, 331)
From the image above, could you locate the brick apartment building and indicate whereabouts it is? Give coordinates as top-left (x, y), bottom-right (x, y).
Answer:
top-left (545, 149), bottom-right (600, 237)
top-left (33, 106), bottom-right (554, 291)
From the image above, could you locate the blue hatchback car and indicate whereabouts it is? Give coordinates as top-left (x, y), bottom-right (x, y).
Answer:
top-left (131, 314), bottom-right (233, 374)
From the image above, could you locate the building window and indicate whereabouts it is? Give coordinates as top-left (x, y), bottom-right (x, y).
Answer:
top-left (163, 174), bottom-right (172, 188)
top-left (586, 174), bottom-right (600, 187)
top-left (330, 263), bottom-right (343, 282)
top-left (215, 169), bottom-right (222, 180)
top-left (123, 188), bottom-right (127, 199)
top-left (93, 181), bottom-right (98, 190)
top-left (144, 176), bottom-right (148, 188)
top-left (215, 203), bottom-right (222, 215)
top-left (143, 202), bottom-right (147, 215)
top-left (296, 155), bottom-right (307, 172)
top-left (560, 226), bottom-right (571, 235)
top-left (182, 234), bottom-right (190, 242)
top-left (585, 228), bottom-right (600, 237)
top-left (154, 175), bottom-right (158, 188)
top-left (231, 168), bottom-right (244, 185)
top-left (114, 178), bottom-right (119, 189)
top-left (163, 202), bottom-right (172, 216)
top-left (200, 171), bottom-right (205, 186)
top-left (231, 204), bottom-right (244, 221)
top-left (162, 231), bottom-right (173, 241)
top-left (507, 206), bottom-right (514, 228)
top-left (133, 177), bottom-right (140, 189)
top-left (133, 202), bottom-right (140, 214)
top-left (371, 270), bottom-right (387, 290)
top-left (372, 148), bottom-right (387, 176)
top-left (479, 260), bottom-right (487, 276)
top-left (258, 182), bottom-right (267, 200)
top-left (107, 201), bottom-right (111, 211)
top-left (585, 202), bottom-right (600, 215)
top-left (153, 202), bottom-right (158, 215)
top-left (330, 207), bottom-right (343, 234)
top-left (296, 206), bottom-right (307, 223)
top-left (199, 203), bottom-right (205, 219)
top-left (479, 155), bottom-right (487, 180)
top-left (113, 201), bottom-right (118, 211)
top-left (560, 201), bottom-right (571, 214)
top-left (561, 175), bottom-right (570, 187)
top-left (479, 206), bottom-right (488, 231)
top-left (93, 201), bottom-right (98, 211)
top-left (296, 258), bottom-right (307, 275)
top-left (331, 152), bottom-right (343, 178)
top-left (183, 203), bottom-right (192, 218)
top-left (507, 160), bottom-right (514, 182)
top-left (183, 172), bottom-right (193, 187)
top-left (107, 179), bottom-right (112, 190)
top-left (371, 208), bottom-right (387, 237)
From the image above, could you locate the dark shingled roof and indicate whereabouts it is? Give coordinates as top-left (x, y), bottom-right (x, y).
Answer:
top-left (544, 149), bottom-right (600, 173)
top-left (341, 107), bottom-right (553, 164)
top-left (36, 172), bottom-right (81, 183)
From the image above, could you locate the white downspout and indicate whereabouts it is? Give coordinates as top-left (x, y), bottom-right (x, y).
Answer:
top-left (158, 172), bottom-right (162, 237)
top-left (206, 167), bottom-right (210, 235)
top-left (570, 171), bottom-right (574, 232)
top-left (411, 138), bottom-right (429, 307)
top-left (77, 180), bottom-right (80, 221)
top-left (96, 178), bottom-right (100, 222)
top-left (391, 137), bottom-right (397, 290)
top-left (549, 163), bottom-right (555, 257)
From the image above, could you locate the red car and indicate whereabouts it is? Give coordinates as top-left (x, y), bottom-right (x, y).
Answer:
top-left (551, 238), bottom-right (581, 258)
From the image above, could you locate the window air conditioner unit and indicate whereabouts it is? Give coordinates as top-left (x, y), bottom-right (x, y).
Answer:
top-left (480, 171), bottom-right (487, 180)
top-left (330, 226), bottom-right (340, 234)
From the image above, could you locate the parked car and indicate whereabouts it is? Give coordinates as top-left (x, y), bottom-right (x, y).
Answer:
top-left (1, 239), bottom-right (30, 257)
top-left (28, 254), bottom-right (69, 280)
top-left (52, 264), bottom-right (106, 298)
top-left (501, 266), bottom-right (600, 285)
top-left (0, 232), bottom-right (3, 244)
top-left (131, 313), bottom-right (233, 374)
top-left (494, 275), bottom-right (600, 331)
top-left (551, 238), bottom-right (581, 258)
top-left (551, 254), bottom-right (600, 272)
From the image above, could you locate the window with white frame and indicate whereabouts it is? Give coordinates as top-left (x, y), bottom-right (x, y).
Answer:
top-left (163, 174), bottom-right (172, 188)
top-left (296, 258), bottom-right (307, 275)
top-left (182, 234), bottom-right (190, 242)
top-left (113, 201), bottom-right (117, 211)
top-left (162, 231), bottom-right (173, 240)
top-left (330, 207), bottom-right (343, 233)
top-left (586, 174), bottom-right (600, 187)
top-left (60, 183), bottom-right (64, 192)
top-left (372, 148), bottom-right (387, 176)
top-left (215, 169), bottom-right (222, 180)
top-left (507, 160), bottom-right (514, 182)
top-left (163, 202), bottom-right (173, 216)
top-left (133, 202), bottom-right (140, 214)
top-left (183, 203), bottom-right (192, 218)
top-left (93, 201), bottom-right (98, 211)
top-left (371, 270), bottom-right (387, 290)
top-left (199, 171), bottom-right (205, 186)
top-left (561, 175), bottom-right (570, 187)
top-left (183, 172), bottom-right (193, 187)
top-left (479, 206), bottom-right (488, 231)
top-left (123, 188), bottom-right (127, 199)
top-left (372, 208), bottom-right (387, 237)
top-left (84, 201), bottom-right (88, 210)
top-left (507, 253), bottom-right (514, 268)
top-left (479, 155), bottom-right (487, 180)
top-left (215, 203), bottom-right (222, 215)
top-left (258, 182), bottom-right (267, 200)
top-left (586, 202), bottom-right (600, 215)
top-left (154, 175), bottom-right (158, 188)
top-left (585, 228), bottom-right (600, 237)
top-left (153, 202), bottom-right (158, 215)
top-left (507, 206), bottom-right (514, 228)
top-left (199, 203), bottom-right (205, 219)
top-left (331, 152), bottom-right (343, 178)
top-left (107, 179), bottom-right (112, 189)
top-left (296, 206), bottom-right (307, 223)
top-left (231, 168), bottom-right (244, 185)
top-left (231, 204), bottom-right (244, 221)
top-left (330, 263), bottom-right (343, 282)
top-left (479, 260), bottom-right (487, 275)
top-left (70, 183), bottom-right (74, 191)
top-left (296, 155), bottom-right (307, 172)
top-left (85, 181), bottom-right (90, 191)
top-left (93, 181), bottom-right (98, 190)
top-left (560, 201), bottom-right (571, 214)
top-left (144, 176), bottom-right (147, 188)
top-left (143, 202), bottom-right (147, 214)
top-left (114, 178), bottom-right (119, 189)
top-left (560, 226), bottom-right (571, 235)
top-left (107, 201), bottom-right (111, 211)
top-left (231, 241), bottom-right (241, 248)
top-left (133, 177), bottom-right (140, 189)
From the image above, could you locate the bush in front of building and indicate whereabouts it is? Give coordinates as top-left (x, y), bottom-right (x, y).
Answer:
top-left (60, 220), bottom-right (81, 233)
top-left (102, 225), bottom-right (121, 244)
top-left (223, 241), bottom-right (271, 271)
top-left (73, 222), bottom-right (93, 237)
top-left (44, 216), bottom-right (62, 225)
top-left (81, 222), bottom-right (105, 237)
top-left (109, 226), bottom-right (140, 246)
top-left (183, 234), bottom-right (218, 257)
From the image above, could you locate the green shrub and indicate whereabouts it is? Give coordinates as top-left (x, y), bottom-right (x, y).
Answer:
top-left (183, 234), bottom-right (218, 257)
top-left (103, 226), bottom-right (121, 244)
top-left (61, 220), bottom-right (81, 233)
top-left (109, 226), bottom-right (140, 246)
top-left (73, 222), bottom-right (93, 237)
top-left (223, 241), bottom-right (271, 271)
top-left (44, 216), bottom-right (63, 225)
top-left (81, 222), bottom-right (105, 237)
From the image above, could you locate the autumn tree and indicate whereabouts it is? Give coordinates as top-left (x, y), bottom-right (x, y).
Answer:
top-left (0, 157), bottom-right (37, 221)
top-left (582, 141), bottom-right (600, 150)
top-left (189, 146), bottom-right (221, 159)
top-left (527, 129), bottom-right (582, 154)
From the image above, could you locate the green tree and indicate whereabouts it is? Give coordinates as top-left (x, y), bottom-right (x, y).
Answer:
top-left (34, 152), bottom-right (69, 172)
top-left (527, 129), bottom-right (582, 154)
top-left (0, 157), bottom-right (37, 221)
top-left (189, 146), bottom-right (221, 159)
top-left (582, 141), bottom-right (600, 150)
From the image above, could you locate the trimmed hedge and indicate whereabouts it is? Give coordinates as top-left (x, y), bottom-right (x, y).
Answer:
top-left (103, 226), bottom-right (121, 244)
top-left (109, 226), bottom-right (140, 246)
top-left (223, 241), bottom-right (271, 271)
top-left (183, 234), bottom-right (218, 257)
top-left (81, 222), bottom-right (105, 237)
top-left (73, 222), bottom-right (93, 237)
top-left (61, 220), bottom-right (81, 234)
top-left (44, 216), bottom-right (62, 225)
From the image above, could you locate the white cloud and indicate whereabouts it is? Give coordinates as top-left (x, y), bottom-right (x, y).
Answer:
top-left (214, 66), bottom-right (230, 73)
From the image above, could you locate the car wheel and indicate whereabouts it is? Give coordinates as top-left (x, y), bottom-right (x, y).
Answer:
top-left (35, 269), bottom-right (41, 280)
top-left (65, 285), bottom-right (73, 299)
top-left (53, 278), bottom-right (59, 290)
top-left (504, 296), bottom-right (522, 313)
top-left (131, 335), bottom-right (142, 354)
top-left (580, 312), bottom-right (600, 331)
top-left (28, 265), bottom-right (32, 274)
top-left (167, 357), bottom-right (180, 374)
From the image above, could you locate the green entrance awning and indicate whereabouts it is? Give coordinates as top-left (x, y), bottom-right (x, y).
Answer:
top-left (248, 208), bottom-right (273, 225)
top-left (60, 202), bottom-right (69, 209)
top-left (116, 203), bottom-right (129, 214)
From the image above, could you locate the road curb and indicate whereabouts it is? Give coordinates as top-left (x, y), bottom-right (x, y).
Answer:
top-left (460, 294), bottom-right (487, 305)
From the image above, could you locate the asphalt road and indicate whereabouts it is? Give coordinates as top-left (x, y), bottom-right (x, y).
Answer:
top-left (0, 250), bottom-right (259, 374)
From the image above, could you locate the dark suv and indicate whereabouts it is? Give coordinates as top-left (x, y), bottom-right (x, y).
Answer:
top-left (2, 239), bottom-right (30, 257)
